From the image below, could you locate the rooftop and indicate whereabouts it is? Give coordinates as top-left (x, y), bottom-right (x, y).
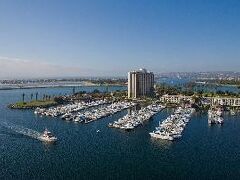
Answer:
top-left (129, 68), bottom-right (153, 74)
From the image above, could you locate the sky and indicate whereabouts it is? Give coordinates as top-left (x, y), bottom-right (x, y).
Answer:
top-left (0, 0), bottom-right (240, 78)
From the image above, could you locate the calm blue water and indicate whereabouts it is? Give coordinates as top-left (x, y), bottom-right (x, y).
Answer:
top-left (158, 77), bottom-right (240, 93)
top-left (157, 77), bottom-right (191, 85)
top-left (194, 84), bottom-right (240, 93)
top-left (1, 86), bottom-right (240, 180)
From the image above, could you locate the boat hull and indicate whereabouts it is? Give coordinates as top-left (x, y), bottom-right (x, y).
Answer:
top-left (149, 132), bottom-right (174, 141)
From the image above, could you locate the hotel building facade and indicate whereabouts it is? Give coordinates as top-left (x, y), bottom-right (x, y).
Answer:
top-left (128, 68), bottom-right (154, 98)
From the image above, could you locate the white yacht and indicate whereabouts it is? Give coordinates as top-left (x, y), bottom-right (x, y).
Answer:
top-left (149, 131), bottom-right (174, 141)
top-left (217, 117), bottom-right (224, 124)
top-left (230, 110), bottom-right (236, 116)
top-left (39, 129), bottom-right (57, 143)
top-left (123, 123), bottom-right (134, 130)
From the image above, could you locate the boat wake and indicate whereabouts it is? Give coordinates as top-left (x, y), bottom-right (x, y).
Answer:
top-left (0, 122), bottom-right (42, 141)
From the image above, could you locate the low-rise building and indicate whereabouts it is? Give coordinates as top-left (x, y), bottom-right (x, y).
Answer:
top-left (203, 97), bottom-right (240, 106)
top-left (160, 94), bottom-right (193, 104)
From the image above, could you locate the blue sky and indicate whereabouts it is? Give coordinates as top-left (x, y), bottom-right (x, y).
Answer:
top-left (0, 0), bottom-right (240, 78)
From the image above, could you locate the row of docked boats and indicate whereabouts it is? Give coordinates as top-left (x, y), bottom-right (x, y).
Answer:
top-left (208, 107), bottom-right (224, 125)
top-left (108, 104), bottom-right (165, 130)
top-left (149, 107), bottom-right (195, 141)
top-left (34, 100), bottom-right (108, 117)
top-left (64, 101), bottom-right (136, 123)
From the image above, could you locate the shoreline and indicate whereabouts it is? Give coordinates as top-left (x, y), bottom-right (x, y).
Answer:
top-left (0, 84), bottom-right (127, 91)
top-left (8, 100), bottom-right (58, 109)
top-left (195, 82), bottom-right (240, 88)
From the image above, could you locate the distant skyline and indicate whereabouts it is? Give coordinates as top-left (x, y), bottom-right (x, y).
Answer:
top-left (0, 0), bottom-right (240, 78)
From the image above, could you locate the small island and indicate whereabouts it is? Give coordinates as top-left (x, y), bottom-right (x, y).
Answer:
top-left (9, 100), bottom-right (58, 109)
top-left (8, 89), bottom-right (128, 110)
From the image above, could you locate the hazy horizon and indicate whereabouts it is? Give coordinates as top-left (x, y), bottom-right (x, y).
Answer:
top-left (1, 0), bottom-right (240, 78)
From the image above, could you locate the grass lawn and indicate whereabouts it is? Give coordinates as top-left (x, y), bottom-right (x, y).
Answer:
top-left (12, 100), bottom-right (58, 109)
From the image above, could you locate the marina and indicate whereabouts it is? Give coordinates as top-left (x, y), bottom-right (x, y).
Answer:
top-left (75, 101), bottom-right (136, 123)
top-left (2, 0), bottom-right (240, 178)
top-left (1, 86), bottom-right (240, 179)
top-left (150, 107), bottom-right (195, 141)
top-left (108, 104), bottom-right (165, 130)
top-left (34, 100), bottom-right (108, 117)
top-left (35, 100), bottom-right (136, 124)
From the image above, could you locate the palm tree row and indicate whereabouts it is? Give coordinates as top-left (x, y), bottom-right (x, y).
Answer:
top-left (42, 94), bottom-right (52, 100)
top-left (21, 92), bottom-right (54, 102)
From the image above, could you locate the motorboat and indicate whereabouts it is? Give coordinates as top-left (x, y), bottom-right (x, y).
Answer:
top-left (149, 131), bottom-right (174, 141)
top-left (39, 129), bottom-right (57, 143)
top-left (230, 110), bottom-right (236, 116)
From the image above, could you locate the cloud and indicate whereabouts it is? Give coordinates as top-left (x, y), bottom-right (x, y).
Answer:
top-left (0, 56), bottom-right (89, 79)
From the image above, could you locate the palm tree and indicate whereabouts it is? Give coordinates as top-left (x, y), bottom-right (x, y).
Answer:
top-left (22, 93), bottom-right (25, 102)
top-left (35, 92), bottom-right (38, 101)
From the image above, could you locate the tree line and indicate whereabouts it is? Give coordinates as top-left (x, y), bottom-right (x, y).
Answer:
top-left (21, 92), bottom-right (58, 102)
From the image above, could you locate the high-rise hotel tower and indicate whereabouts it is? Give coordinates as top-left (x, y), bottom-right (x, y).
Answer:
top-left (128, 68), bottom-right (154, 98)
